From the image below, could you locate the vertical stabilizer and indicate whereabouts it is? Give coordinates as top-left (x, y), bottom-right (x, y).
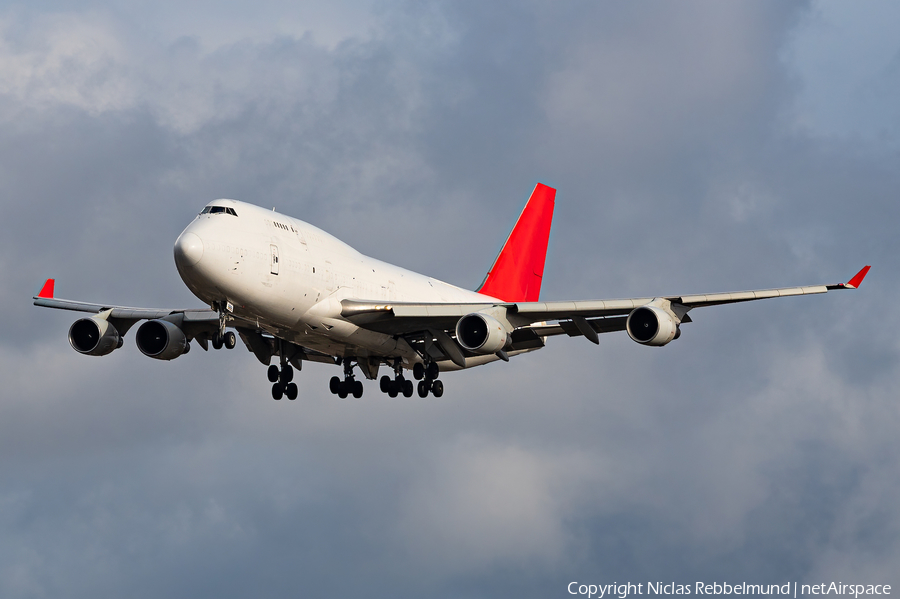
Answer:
top-left (476, 183), bottom-right (555, 302)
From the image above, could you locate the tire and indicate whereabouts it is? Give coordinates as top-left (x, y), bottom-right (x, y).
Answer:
top-left (431, 379), bottom-right (444, 398)
top-left (281, 365), bottom-right (293, 383)
top-left (352, 380), bottom-right (363, 398)
top-left (413, 362), bottom-right (425, 380)
top-left (272, 383), bottom-right (283, 400)
top-left (426, 362), bottom-right (439, 380)
top-left (286, 382), bottom-right (298, 400)
top-left (224, 331), bottom-right (237, 349)
top-left (268, 365), bottom-right (280, 383)
top-left (380, 375), bottom-right (391, 393)
top-left (417, 380), bottom-right (429, 398)
top-left (212, 335), bottom-right (223, 350)
top-left (388, 387), bottom-right (398, 398)
top-left (338, 387), bottom-right (348, 399)
top-left (403, 379), bottom-right (414, 397)
top-left (330, 376), bottom-right (341, 394)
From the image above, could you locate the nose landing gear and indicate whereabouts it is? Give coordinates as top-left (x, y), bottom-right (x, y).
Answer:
top-left (211, 303), bottom-right (237, 350)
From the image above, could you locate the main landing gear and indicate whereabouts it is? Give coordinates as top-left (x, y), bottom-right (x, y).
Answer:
top-left (330, 358), bottom-right (363, 399)
top-left (380, 359), bottom-right (414, 397)
top-left (269, 344), bottom-right (298, 400)
top-left (412, 360), bottom-right (443, 398)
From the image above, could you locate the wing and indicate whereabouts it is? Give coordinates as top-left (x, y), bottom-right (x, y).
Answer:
top-left (33, 278), bottom-right (221, 344)
top-left (341, 266), bottom-right (871, 364)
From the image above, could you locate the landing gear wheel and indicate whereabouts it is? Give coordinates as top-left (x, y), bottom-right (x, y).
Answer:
top-left (426, 362), bottom-right (439, 380)
top-left (272, 383), bottom-right (284, 400)
top-left (417, 380), bottom-right (429, 398)
top-left (285, 382), bottom-right (298, 400)
top-left (352, 380), bottom-right (363, 398)
top-left (403, 379), bottom-right (414, 397)
top-left (338, 386), bottom-right (348, 399)
top-left (388, 386), bottom-right (398, 398)
top-left (413, 363), bottom-right (425, 380)
top-left (268, 365), bottom-right (280, 383)
top-left (212, 334), bottom-right (224, 350)
top-left (380, 375), bottom-right (391, 393)
top-left (280, 365), bottom-right (293, 384)
top-left (223, 331), bottom-right (237, 349)
top-left (431, 380), bottom-right (444, 397)
top-left (330, 376), bottom-right (341, 394)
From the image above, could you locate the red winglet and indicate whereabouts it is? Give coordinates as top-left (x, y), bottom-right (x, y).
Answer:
top-left (845, 266), bottom-right (871, 289)
top-left (38, 278), bottom-right (55, 298)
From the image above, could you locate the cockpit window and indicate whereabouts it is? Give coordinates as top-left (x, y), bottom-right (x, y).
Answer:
top-left (200, 206), bottom-right (238, 216)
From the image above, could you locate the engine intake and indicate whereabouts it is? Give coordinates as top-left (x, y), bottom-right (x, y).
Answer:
top-left (68, 317), bottom-right (122, 356)
top-left (136, 319), bottom-right (190, 360)
top-left (455, 312), bottom-right (509, 354)
top-left (626, 305), bottom-right (680, 346)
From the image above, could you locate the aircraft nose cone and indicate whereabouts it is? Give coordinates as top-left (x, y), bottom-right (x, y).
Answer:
top-left (174, 231), bottom-right (204, 267)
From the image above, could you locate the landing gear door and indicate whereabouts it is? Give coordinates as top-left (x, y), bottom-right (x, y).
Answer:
top-left (270, 244), bottom-right (279, 275)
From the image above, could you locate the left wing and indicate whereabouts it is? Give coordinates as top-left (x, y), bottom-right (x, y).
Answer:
top-left (341, 266), bottom-right (871, 364)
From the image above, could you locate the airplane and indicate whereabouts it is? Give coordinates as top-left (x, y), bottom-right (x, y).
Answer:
top-left (33, 183), bottom-right (870, 400)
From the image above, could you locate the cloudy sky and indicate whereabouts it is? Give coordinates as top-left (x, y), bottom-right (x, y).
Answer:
top-left (1, 1), bottom-right (899, 597)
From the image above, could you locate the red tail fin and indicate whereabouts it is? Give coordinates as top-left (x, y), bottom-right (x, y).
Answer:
top-left (477, 183), bottom-right (555, 302)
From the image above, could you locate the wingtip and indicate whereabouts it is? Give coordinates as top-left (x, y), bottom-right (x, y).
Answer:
top-left (37, 278), bottom-right (55, 299)
top-left (845, 265), bottom-right (871, 289)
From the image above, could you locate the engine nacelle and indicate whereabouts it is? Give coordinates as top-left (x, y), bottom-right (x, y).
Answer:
top-left (455, 312), bottom-right (509, 354)
top-left (626, 305), bottom-right (680, 347)
top-left (136, 319), bottom-right (190, 360)
top-left (68, 317), bottom-right (122, 356)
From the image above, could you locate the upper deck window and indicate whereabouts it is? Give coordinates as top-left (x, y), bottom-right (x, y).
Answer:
top-left (200, 206), bottom-right (238, 216)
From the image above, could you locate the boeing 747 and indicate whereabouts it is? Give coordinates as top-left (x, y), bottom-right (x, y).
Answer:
top-left (34, 184), bottom-right (870, 399)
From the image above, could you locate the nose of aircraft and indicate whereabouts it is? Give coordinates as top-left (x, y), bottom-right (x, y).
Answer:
top-left (174, 231), bottom-right (204, 268)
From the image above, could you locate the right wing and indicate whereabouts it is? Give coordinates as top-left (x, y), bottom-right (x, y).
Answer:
top-left (33, 278), bottom-right (220, 343)
top-left (33, 278), bottom-right (336, 366)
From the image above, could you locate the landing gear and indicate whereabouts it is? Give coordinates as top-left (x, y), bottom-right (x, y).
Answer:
top-left (270, 340), bottom-right (297, 400)
top-left (329, 359), bottom-right (363, 399)
top-left (413, 361), bottom-right (439, 380)
top-left (210, 330), bottom-right (235, 350)
top-left (380, 360), bottom-right (414, 397)
top-left (414, 359), bottom-right (443, 397)
top-left (209, 302), bottom-right (237, 351)
top-left (271, 380), bottom-right (298, 400)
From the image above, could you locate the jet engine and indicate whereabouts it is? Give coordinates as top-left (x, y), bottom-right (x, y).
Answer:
top-left (136, 319), bottom-right (191, 360)
top-left (455, 312), bottom-right (509, 354)
top-left (626, 305), bottom-right (680, 346)
top-left (68, 317), bottom-right (122, 356)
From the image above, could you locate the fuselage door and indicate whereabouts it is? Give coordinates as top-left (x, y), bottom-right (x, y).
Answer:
top-left (270, 244), bottom-right (279, 275)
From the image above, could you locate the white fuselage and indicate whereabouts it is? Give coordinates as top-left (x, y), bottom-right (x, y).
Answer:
top-left (174, 199), bottom-right (494, 362)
